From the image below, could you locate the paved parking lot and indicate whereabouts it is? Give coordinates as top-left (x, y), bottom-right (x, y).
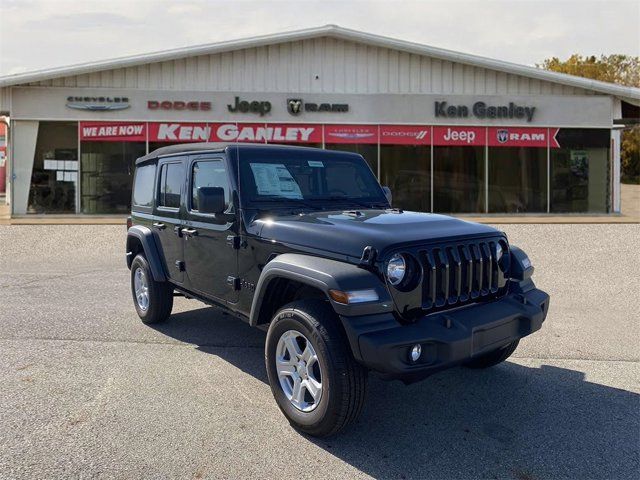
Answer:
top-left (0, 224), bottom-right (638, 479)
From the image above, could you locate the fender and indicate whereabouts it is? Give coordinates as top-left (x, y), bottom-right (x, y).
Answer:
top-left (126, 226), bottom-right (167, 282)
top-left (509, 245), bottom-right (534, 281)
top-left (249, 253), bottom-right (393, 326)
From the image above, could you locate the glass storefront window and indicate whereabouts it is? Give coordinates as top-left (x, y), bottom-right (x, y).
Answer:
top-left (26, 122), bottom-right (614, 216)
top-left (433, 146), bottom-right (485, 213)
top-left (325, 144), bottom-right (378, 178)
top-left (488, 147), bottom-right (547, 213)
top-left (80, 142), bottom-right (146, 214)
top-left (550, 129), bottom-right (610, 213)
top-left (28, 121), bottom-right (78, 213)
top-left (380, 145), bottom-right (430, 212)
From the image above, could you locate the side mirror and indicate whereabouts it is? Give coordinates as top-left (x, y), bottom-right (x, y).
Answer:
top-left (197, 187), bottom-right (226, 214)
top-left (382, 186), bottom-right (392, 206)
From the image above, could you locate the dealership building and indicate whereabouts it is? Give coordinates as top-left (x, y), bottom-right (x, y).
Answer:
top-left (0, 25), bottom-right (638, 216)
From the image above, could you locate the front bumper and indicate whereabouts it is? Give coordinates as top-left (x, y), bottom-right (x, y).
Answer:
top-left (339, 284), bottom-right (549, 381)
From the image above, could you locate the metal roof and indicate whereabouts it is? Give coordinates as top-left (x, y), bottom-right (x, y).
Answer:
top-left (1, 24), bottom-right (639, 101)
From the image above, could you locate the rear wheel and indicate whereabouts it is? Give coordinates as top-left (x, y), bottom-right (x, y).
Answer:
top-left (130, 254), bottom-right (173, 324)
top-left (265, 299), bottom-right (368, 437)
top-left (465, 340), bottom-right (519, 369)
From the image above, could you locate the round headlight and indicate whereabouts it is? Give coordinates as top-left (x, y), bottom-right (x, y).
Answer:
top-left (386, 253), bottom-right (407, 286)
top-left (496, 241), bottom-right (509, 272)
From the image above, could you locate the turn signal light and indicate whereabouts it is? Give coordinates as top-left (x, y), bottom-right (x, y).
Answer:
top-left (329, 289), bottom-right (379, 304)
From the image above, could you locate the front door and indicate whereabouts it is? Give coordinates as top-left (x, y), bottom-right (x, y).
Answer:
top-left (154, 159), bottom-right (185, 284)
top-left (183, 155), bottom-right (238, 302)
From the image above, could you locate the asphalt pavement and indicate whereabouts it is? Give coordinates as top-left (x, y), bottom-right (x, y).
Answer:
top-left (0, 224), bottom-right (638, 479)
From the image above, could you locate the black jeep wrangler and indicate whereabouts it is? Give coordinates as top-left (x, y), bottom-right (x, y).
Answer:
top-left (126, 143), bottom-right (549, 437)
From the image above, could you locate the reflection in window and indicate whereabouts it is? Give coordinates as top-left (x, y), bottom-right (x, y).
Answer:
top-left (325, 144), bottom-right (379, 178)
top-left (380, 145), bottom-right (431, 212)
top-left (192, 161), bottom-right (230, 211)
top-left (488, 147), bottom-right (547, 213)
top-left (132, 164), bottom-right (156, 208)
top-left (81, 142), bottom-right (146, 214)
top-left (158, 162), bottom-right (183, 209)
top-left (550, 129), bottom-right (610, 213)
top-left (28, 121), bottom-right (78, 213)
top-left (433, 146), bottom-right (485, 213)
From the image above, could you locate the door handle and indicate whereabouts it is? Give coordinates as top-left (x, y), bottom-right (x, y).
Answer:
top-left (152, 222), bottom-right (166, 230)
top-left (181, 228), bottom-right (198, 237)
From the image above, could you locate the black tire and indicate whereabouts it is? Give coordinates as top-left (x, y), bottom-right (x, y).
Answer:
top-left (265, 299), bottom-right (368, 437)
top-left (465, 339), bottom-right (520, 369)
top-left (130, 253), bottom-right (173, 324)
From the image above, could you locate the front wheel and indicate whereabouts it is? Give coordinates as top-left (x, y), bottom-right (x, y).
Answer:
top-left (465, 339), bottom-right (519, 369)
top-left (130, 254), bottom-right (173, 324)
top-left (265, 300), bottom-right (368, 437)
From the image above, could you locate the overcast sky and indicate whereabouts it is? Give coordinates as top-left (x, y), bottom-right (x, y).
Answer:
top-left (1, 0), bottom-right (638, 77)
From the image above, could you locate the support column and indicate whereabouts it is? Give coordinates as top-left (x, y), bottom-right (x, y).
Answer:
top-left (611, 128), bottom-right (621, 213)
top-left (10, 120), bottom-right (39, 215)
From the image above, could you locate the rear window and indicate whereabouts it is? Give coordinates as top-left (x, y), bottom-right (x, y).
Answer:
top-left (158, 162), bottom-right (184, 209)
top-left (132, 164), bottom-right (156, 208)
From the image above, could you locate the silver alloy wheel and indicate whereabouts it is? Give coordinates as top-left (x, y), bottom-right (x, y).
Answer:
top-left (133, 267), bottom-right (150, 312)
top-left (275, 330), bottom-right (323, 412)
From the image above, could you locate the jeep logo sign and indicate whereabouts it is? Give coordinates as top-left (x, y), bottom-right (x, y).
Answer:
top-left (227, 96), bottom-right (271, 116)
top-left (435, 101), bottom-right (536, 122)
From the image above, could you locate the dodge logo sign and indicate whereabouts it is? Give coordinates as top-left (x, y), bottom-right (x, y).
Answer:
top-left (497, 129), bottom-right (509, 144)
top-left (288, 99), bottom-right (303, 115)
top-left (148, 100), bottom-right (211, 111)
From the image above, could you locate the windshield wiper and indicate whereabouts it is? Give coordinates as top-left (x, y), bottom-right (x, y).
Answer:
top-left (249, 196), bottom-right (323, 210)
top-left (313, 195), bottom-right (388, 209)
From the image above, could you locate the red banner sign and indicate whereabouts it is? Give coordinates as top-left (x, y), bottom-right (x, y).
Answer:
top-left (380, 125), bottom-right (430, 145)
top-left (487, 127), bottom-right (559, 148)
top-left (79, 122), bottom-right (563, 149)
top-left (324, 125), bottom-right (378, 144)
top-left (148, 122), bottom-right (210, 143)
top-left (433, 126), bottom-right (485, 146)
top-left (80, 122), bottom-right (146, 141)
top-left (212, 123), bottom-right (322, 143)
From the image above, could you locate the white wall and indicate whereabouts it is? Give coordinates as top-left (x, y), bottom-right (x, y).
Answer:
top-left (26, 38), bottom-right (594, 97)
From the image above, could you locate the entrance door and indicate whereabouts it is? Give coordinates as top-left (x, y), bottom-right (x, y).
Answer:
top-left (183, 155), bottom-right (238, 302)
top-left (154, 159), bottom-right (185, 284)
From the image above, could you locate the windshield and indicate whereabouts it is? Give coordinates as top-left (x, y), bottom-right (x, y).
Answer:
top-left (238, 149), bottom-right (388, 208)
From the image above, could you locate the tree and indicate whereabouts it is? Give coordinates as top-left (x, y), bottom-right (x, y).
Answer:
top-left (538, 54), bottom-right (640, 183)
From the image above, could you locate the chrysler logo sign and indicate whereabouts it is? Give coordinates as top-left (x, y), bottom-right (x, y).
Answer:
top-left (66, 96), bottom-right (130, 111)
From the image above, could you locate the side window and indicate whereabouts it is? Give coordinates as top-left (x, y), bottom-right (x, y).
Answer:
top-left (132, 163), bottom-right (156, 208)
top-left (191, 160), bottom-right (230, 212)
top-left (158, 162), bottom-right (184, 209)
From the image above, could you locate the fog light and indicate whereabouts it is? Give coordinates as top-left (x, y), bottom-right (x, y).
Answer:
top-left (410, 344), bottom-right (422, 362)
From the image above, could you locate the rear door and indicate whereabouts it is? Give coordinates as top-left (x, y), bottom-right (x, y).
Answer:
top-left (183, 154), bottom-right (238, 302)
top-left (153, 158), bottom-right (186, 284)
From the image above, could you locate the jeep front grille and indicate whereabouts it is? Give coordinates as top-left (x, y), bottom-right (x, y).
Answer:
top-left (416, 239), bottom-right (508, 311)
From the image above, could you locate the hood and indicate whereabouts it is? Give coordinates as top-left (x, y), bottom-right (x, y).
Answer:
top-left (252, 209), bottom-right (500, 259)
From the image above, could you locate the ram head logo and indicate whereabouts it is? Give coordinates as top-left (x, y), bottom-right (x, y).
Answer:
top-left (287, 99), bottom-right (303, 115)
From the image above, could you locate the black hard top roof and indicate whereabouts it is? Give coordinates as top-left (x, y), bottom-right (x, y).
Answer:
top-left (135, 142), bottom-right (330, 165)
